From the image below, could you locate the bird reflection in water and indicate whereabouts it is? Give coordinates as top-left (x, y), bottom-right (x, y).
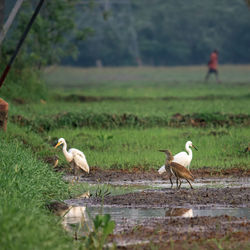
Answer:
top-left (165, 208), bottom-right (194, 218)
top-left (47, 191), bottom-right (91, 235)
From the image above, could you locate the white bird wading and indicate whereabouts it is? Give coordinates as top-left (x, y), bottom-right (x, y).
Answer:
top-left (55, 138), bottom-right (89, 180)
top-left (158, 141), bottom-right (198, 175)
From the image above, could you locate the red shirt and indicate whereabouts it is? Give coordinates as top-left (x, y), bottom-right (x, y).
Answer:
top-left (208, 52), bottom-right (218, 70)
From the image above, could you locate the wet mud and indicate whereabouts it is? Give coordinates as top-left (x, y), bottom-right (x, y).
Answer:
top-left (63, 168), bottom-right (250, 248)
top-left (112, 215), bottom-right (250, 249)
top-left (79, 166), bottom-right (250, 183)
top-left (84, 187), bottom-right (250, 208)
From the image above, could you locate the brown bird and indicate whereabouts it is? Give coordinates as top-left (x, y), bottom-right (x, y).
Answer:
top-left (165, 208), bottom-right (193, 217)
top-left (159, 149), bottom-right (195, 189)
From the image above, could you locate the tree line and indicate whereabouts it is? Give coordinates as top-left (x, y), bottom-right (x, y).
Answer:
top-left (65, 0), bottom-right (250, 66)
top-left (2, 0), bottom-right (250, 69)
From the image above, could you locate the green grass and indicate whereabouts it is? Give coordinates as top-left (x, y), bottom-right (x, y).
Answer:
top-left (4, 65), bottom-right (250, 171)
top-left (44, 65), bottom-right (250, 92)
top-left (50, 127), bottom-right (250, 170)
top-left (0, 127), bottom-right (140, 249)
top-left (5, 123), bottom-right (249, 171)
top-left (1, 65), bottom-right (249, 249)
top-left (9, 98), bottom-right (250, 118)
top-left (0, 134), bottom-right (75, 250)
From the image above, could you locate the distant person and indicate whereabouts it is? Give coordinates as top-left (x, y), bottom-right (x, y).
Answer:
top-left (205, 49), bottom-right (220, 83)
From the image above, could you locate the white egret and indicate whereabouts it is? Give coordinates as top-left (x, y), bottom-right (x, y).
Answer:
top-left (55, 138), bottom-right (89, 179)
top-left (158, 141), bottom-right (197, 175)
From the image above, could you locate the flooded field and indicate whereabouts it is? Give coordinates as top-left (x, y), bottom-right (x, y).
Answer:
top-left (63, 170), bottom-right (250, 248)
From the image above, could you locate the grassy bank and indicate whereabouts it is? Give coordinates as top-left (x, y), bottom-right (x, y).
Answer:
top-left (0, 128), bottom-right (127, 249)
top-left (0, 134), bottom-right (75, 250)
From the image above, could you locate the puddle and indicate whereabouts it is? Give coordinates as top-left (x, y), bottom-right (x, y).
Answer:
top-left (108, 177), bottom-right (250, 189)
top-left (61, 174), bottom-right (250, 247)
top-left (62, 204), bottom-right (250, 234)
top-left (85, 206), bottom-right (250, 221)
top-left (58, 205), bottom-right (90, 234)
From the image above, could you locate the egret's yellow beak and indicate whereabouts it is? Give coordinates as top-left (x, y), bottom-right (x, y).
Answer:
top-left (192, 144), bottom-right (198, 151)
top-left (54, 142), bottom-right (62, 149)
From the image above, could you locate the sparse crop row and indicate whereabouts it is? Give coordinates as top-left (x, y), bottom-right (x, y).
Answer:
top-left (11, 112), bottom-right (250, 132)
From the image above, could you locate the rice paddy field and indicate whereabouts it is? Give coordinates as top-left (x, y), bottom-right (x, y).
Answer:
top-left (1, 65), bottom-right (250, 249)
top-left (10, 65), bottom-right (250, 171)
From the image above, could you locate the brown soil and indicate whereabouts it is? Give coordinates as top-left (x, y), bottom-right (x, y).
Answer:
top-left (80, 166), bottom-right (250, 183)
top-left (112, 215), bottom-right (250, 249)
top-left (87, 187), bottom-right (250, 208)
top-left (65, 167), bottom-right (250, 248)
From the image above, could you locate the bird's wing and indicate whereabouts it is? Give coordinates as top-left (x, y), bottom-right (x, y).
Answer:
top-left (171, 162), bottom-right (194, 181)
top-left (158, 165), bottom-right (166, 174)
top-left (69, 148), bottom-right (90, 173)
top-left (173, 152), bottom-right (189, 167)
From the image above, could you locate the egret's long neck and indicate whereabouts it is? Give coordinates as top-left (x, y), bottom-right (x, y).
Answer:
top-left (62, 141), bottom-right (72, 161)
top-left (186, 144), bottom-right (192, 158)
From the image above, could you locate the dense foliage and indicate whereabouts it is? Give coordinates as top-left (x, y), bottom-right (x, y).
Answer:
top-left (3, 0), bottom-right (93, 69)
top-left (64, 0), bottom-right (250, 66)
top-left (1, 0), bottom-right (92, 101)
top-left (2, 0), bottom-right (250, 69)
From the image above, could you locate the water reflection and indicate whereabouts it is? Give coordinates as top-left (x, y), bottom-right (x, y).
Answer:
top-left (61, 191), bottom-right (91, 234)
top-left (165, 208), bottom-right (193, 217)
top-left (77, 191), bottom-right (90, 199)
top-left (62, 206), bottom-right (89, 233)
top-left (62, 206), bottom-right (250, 226)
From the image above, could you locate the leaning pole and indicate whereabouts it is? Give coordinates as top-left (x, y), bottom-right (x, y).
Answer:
top-left (0, 0), bottom-right (45, 131)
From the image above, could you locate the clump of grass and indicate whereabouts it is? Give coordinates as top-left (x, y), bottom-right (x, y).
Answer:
top-left (82, 214), bottom-right (115, 249)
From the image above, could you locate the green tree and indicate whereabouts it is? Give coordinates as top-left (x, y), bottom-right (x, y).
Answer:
top-left (0, 0), bottom-right (93, 101)
top-left (2, 0), bottom-right (93, 69)
top-left (65, 0), bottom-right (250, 66)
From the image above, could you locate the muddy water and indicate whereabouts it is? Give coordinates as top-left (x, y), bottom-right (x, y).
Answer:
top-left (89, 177), bottom-right (250, 189)
top-left (64, 179), bottom-right (250, 232)
top-left (62, 205), bottom-right (250, 231)
top-left (65, 175), bottom-right (250, 189)
top-left (86, 206), bottom-right (250, 220)
top-left (63, 175), bottom-right (250, 248)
